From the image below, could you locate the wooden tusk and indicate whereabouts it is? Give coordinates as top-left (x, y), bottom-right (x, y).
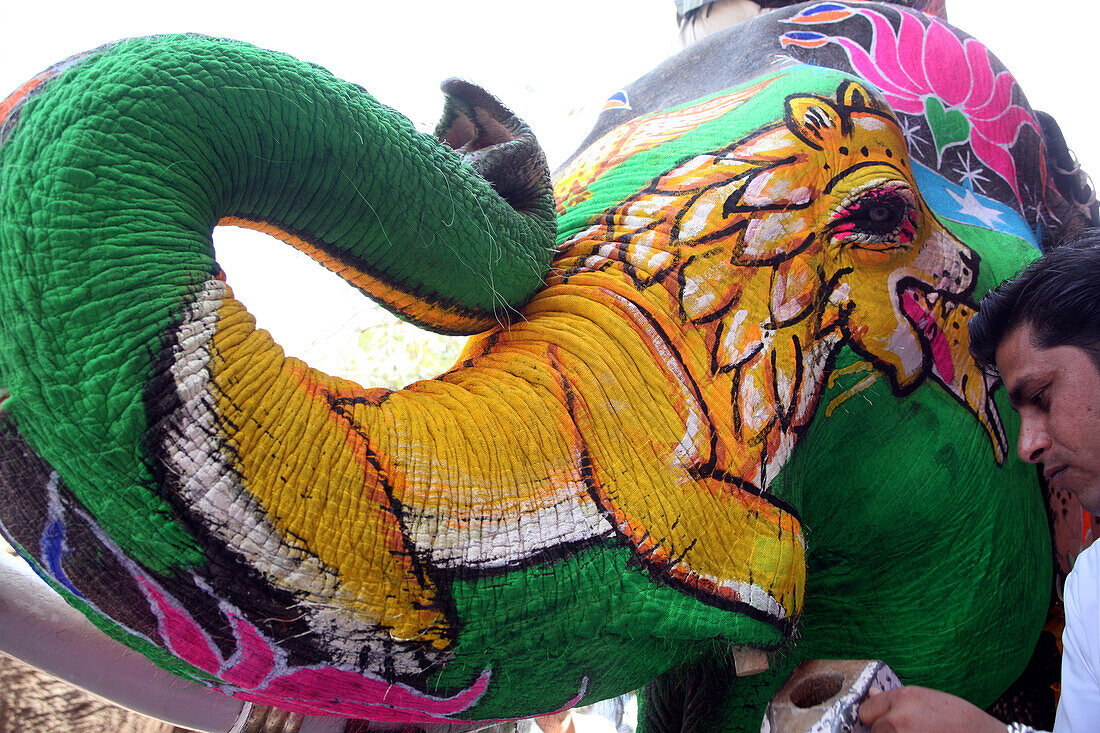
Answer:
top-left (732, 646), bottom-right (770, 676)
top-left (762, 659), bottom-right (902, 732)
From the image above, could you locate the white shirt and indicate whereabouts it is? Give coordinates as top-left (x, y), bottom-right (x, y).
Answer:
top-left (1055, 540), bottom-right (1100, 731)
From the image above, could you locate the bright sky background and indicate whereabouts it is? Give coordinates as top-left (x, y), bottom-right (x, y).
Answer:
top-left (2, 1), bottom-right (1097, 383)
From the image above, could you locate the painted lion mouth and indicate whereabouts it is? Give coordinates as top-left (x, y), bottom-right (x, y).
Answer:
top-left (899, 281), bottom-right (957, 384)
top-left (897, 278), bottom-right (1007, 464)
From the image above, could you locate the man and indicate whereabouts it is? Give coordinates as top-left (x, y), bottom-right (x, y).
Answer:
top-left (674, 0), bottom-right (765, 47)
top-left (860, 236), bottom-right (1100, 731)
top-left (673, 0), bottom-right (948, 48)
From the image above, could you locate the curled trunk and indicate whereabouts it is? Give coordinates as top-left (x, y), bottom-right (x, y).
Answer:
top-left (0, 34), bottom-right (788, 724)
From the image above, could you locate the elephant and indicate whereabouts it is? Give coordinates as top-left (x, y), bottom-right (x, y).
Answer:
top-left (0, 2), bottom-right (1095, 731)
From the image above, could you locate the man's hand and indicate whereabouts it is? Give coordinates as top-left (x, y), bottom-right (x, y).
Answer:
top-left (858, 686), bottom-right (1006, 732)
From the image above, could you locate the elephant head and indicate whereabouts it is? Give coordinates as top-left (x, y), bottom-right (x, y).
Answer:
top-left (0, 3), bottom-right (1092, 731)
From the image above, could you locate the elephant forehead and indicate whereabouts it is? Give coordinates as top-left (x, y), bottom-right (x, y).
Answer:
top-left (554, 66), bottom-right (894, 233)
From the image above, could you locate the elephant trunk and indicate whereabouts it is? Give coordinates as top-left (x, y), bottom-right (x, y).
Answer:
top-left (0, 34), bottom-right (554, 570)
top-left (0, 34), bottom-right (566, 713)
top-left (0, 34), bottom-right (792, 723)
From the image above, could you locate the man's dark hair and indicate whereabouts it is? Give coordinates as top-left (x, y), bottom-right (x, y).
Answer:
top-left (969, 231), bottom-right (1100, 377)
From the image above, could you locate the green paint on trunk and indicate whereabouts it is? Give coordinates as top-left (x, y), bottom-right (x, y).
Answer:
top-left (0, 35), bottom-right (554, 574)
top-left (438, 542), bottom-right (784, 718)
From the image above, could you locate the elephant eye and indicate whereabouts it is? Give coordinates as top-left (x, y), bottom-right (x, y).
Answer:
top-left (831, 185), bottom-right (917, 250)
top-left (865, 204), bottom-right (896, 226)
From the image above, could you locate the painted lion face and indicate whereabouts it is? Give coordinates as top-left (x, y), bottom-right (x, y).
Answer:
top-left (561, 78), bottom-right (1006, 466)
top-left (545, 78), bottom-right (1007, 620)
top-left (668, 80), bottom-right (976, 384)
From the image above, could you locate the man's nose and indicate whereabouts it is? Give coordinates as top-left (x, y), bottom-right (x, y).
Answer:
top-left (1016, 416), bottom-right (1050, 464)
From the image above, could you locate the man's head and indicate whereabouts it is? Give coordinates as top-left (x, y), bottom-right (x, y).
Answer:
top-left (970, 235), bottom-right (1100, 377)
top-left (970, 232), bottom-right (1100, 511)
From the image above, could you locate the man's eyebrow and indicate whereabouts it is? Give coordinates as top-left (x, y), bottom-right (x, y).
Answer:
top-left (1006, 375), bottom-right (1037, 409)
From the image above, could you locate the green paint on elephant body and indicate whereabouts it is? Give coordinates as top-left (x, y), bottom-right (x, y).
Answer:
top-left (702, 227), bottom-right (1047, 731)
top-left (555, 66), bottom-right (851, 242)
top-left (774, 350), bottom-right (1047, 696)
top-left (0, 35), bottom-right (554, 574)
top-left (924, 96), bottom-right (971, 158)
top-left (694, 377), bottom-right (1047, 731)
top-left (437, 542), bottom-right (783, 718)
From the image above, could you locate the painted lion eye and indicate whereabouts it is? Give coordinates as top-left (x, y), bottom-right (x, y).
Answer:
top-left (832, 186), bottom-right (917, 249)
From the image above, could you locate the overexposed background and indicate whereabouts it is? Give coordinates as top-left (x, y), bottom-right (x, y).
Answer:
top-left (1, 1), bottom-right (1095, 386)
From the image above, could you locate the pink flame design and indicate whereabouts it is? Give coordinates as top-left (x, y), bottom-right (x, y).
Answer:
top-left (232, 666), bottom-right (492, 721)
top-left (138, 578), bottom-right (490, 722)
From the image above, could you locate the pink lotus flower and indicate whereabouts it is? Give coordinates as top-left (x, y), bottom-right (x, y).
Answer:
top-left (782, 4), bottom-right (1040, 209)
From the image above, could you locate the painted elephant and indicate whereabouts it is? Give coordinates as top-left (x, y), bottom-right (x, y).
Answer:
top-left (0, 2), bottom-right (1094, 731)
